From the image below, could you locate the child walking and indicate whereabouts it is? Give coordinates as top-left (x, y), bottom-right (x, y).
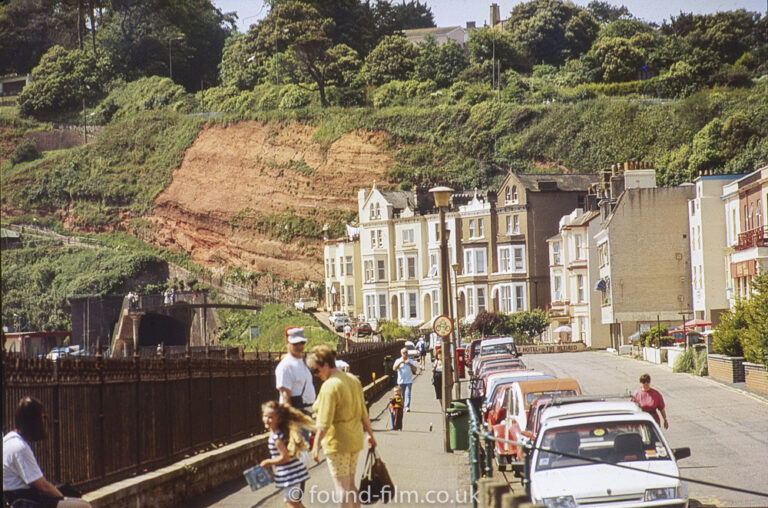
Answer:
top-left (260, 401), bottom-right (315, 507)
top-left (388, 386), bottom-right (404, 430)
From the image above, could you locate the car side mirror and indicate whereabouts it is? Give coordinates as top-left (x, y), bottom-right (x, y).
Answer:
top-left (673, 447), bottom-right (691, 460)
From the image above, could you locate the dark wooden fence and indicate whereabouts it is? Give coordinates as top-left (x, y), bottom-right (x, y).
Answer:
top-left (2, 341), bottom-right (402, 493)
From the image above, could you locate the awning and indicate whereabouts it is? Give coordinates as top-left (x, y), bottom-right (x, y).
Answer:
top-left (685, 318), bottom-right (712, 328)
top-left (420, 315), bottom-right (439, 331)
top-left (594, 278), bottom-right (607, 291)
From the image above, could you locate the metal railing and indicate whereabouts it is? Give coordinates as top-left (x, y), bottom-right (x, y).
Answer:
top-left (2, 341), bottom-right (401, 493)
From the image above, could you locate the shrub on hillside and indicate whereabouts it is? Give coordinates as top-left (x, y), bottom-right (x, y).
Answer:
top-left (279, 85), bottom-right (311, 110)
top-left (94, 76), bottom-right (189, 123)
top-left (10, 138), bottom-right (40, 165)
top-left (372, 80), bottom-right (436, 108)
top-left (18, 46), bottom-right (109, 119)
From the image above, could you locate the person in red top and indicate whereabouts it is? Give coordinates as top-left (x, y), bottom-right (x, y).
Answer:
top-left (633, 373), bottom-right (668, 429)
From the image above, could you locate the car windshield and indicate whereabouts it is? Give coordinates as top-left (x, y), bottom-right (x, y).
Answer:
top-left (536, 420), bottom-right (670, 470)
top-left (481, 342), bottom-right (517, 356)
top-left (525, 389), bottom-right (578, 406)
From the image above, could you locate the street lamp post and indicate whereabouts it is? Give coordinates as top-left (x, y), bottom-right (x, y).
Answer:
top-left (451, 262), bottom-right (461, 400)
top-left (430, 186), bottom-right (454, 453)
top-left (168, 36), bottom-right (184, 81)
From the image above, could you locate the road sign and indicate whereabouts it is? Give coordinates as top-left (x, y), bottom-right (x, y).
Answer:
top-left (433, 314), bottom-right (454, 338)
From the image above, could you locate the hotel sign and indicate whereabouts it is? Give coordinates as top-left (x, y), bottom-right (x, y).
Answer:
top-left (731, 260), bottom-right (756, 278)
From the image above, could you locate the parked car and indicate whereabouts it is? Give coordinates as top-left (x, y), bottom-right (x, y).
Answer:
top-left (667, 329), bottom-right (705, 346)
top-left (529, 400), bottom-right (690, 508)
top-left (490, 378), bottom-right (582, 472)
top-left (334, 316), bottom-right (352, 332)
top-left (402, 340), bottom-right (419, 359)
top-left (353, 322), bottom-right (373, 336)
top-left (46, 345), bottom-right (85, 360)
top-left (294, 297), bottom-right (318, 312)
top-left (329, 311), bottom-right (347, 326)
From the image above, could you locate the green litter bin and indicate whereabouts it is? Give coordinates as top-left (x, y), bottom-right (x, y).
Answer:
top-left (447, 401), bottom-right (469, 451)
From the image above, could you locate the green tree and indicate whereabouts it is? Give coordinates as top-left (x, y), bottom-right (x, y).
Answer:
top-left (467, 27), bottom-right (528, 74)
top-left (506, 0), bottom-right (599, 66)
top-left (95, 0), bottom-right (235, 90)
top-left (660, 10), bottom-right (763, 65)
top-left (713, 301), bottom-right (747, 357)
top-left (586, 1), bottom-right (632, 24)
top-left (596, 19), bottom-right (654, 40)
top-left (414, 37), bottom-right (468, 88)
top-left (17, 45), bottom-right (109, 118)
top-left (0, 0), bottom-right (80, 75)
top-left (592, 36), bottom-right (645, 82)
top-left (362, 35), bottom-right (419, 85)
top-left (742, 273), bottom-right (768, 367)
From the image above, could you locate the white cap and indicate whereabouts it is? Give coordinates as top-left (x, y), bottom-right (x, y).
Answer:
top-left (286, 327), bottom-right (308, 344)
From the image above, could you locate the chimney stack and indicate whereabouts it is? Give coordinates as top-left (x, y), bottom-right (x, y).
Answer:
top-left (490, 3), bottom-right (500, 27)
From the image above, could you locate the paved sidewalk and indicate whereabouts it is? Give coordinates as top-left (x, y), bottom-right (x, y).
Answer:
top-left (184, 365), bottom-right (472, 507)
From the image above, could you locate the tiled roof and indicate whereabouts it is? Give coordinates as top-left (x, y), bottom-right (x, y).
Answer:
top-left (380, 190), bottom-right (414, 211)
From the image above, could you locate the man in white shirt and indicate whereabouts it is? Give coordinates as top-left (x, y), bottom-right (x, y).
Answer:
top-left (392, 347), bottom-right (419, 412)
top-left (275, 327), bottom-right (316, 411)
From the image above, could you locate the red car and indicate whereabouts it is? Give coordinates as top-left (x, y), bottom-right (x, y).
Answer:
top-left (353, 322), bottom-right (373, 336)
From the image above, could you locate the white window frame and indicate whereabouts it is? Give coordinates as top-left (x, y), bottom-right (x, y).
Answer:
top-left (498, 246), bottom-right (511, 273)
top-left (515, 285), bottom-right (525, 311)
top-left (364, 260), bottom-right (374, 282)
top-left (574, 234), bottom-right (583, 259)
top-left (577, 275), bottom-right (585, 302)
top-left (402, 229), bottom-right (414, 245)
top-left (552, 242), bottom-right (561, 265)
top-left (465, 248), bottom-right (487, 275)
top-left (407, 256), bottom-right (416, 279)
top-left (347, 285), bottom-right (354, 305)
top-left (431, 290), bottom-right (439, 316)
top-left (346, 256), bottom-right (353, 275)
top-left (377, 260), bottom-right (386, 281)
top-left (500, 286), bottom-right (513, 313)
top-left (477, 287), bottom-right (486, 313)
top-left (467, 287), bottom-right (475, 316)
top-left (469, 219), bottom-right (476, 238)
top-left (378, 294), bottom-right (387, 318)
top-left (408, 292), bottom-right (417, 318)
top-left (514, 247), bottom-right (524, 270)
top-left (513, 215), bottom-right (520, 234)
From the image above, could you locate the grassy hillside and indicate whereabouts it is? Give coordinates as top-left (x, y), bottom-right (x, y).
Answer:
top-left (1, 110), bottom-right (201, 229)
top-left (217, 304), bottom-right (338, 351)
top-left (1, 244), bottom-right (167, 331)
top-left (4, 83), bottom-right (767, 234)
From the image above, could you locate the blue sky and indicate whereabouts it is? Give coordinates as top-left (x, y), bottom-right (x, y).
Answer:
top-left (212, 0), bottom-right (767, 33)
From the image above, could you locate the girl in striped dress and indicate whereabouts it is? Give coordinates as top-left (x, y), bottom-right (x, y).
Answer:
top-left (260, 401), bottom-right (314, 507)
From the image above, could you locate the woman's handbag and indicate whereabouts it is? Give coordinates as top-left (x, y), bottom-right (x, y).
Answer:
top-left (359, 446), bottom-right (395, 504)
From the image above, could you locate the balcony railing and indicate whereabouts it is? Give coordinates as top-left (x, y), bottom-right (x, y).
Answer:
top-left (737, 226), bottom-right (768, 250)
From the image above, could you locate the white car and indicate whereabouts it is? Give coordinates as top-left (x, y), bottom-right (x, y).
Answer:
top-left (328, 311), bottom-right (346, 326)
top-left (403, 340), bottom-right (419, 359)
top-left (529, 400), bottom-right (690, 508)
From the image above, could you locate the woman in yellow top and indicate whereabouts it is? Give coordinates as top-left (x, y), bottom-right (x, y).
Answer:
top-left (307, 345), bottom-right (377, 508)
